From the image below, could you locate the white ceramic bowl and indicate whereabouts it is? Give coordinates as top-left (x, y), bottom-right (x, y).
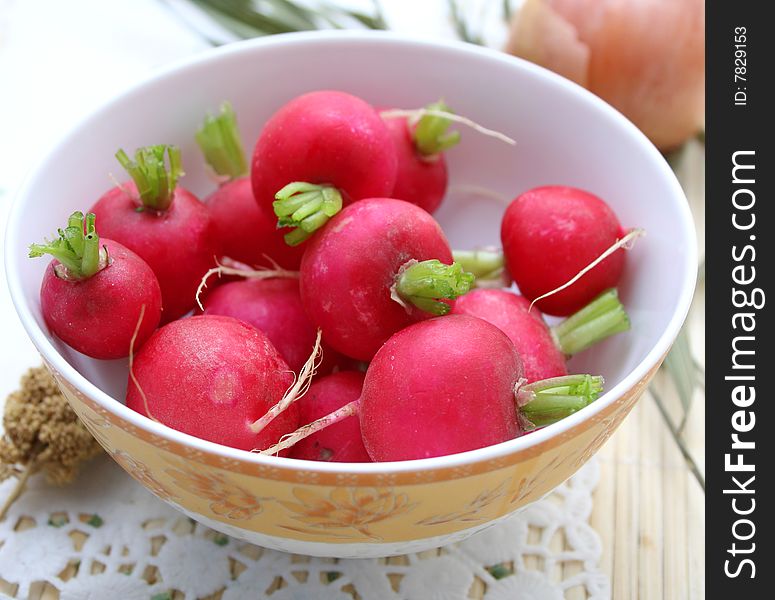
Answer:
top-left (5, 31), bottom-right (696, 558)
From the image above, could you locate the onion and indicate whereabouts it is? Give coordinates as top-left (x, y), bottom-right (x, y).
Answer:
top-left (506, 0), bottom-right (705, 150)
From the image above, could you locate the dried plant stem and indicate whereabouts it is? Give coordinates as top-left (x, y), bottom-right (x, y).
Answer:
top-left (260, 399), bottom-right (360, 455)
top-left (380, 108), bottom-right (516, 146)
top-left (529, 228), bottom-right (645, 311)
top-left (0, 462), bottom-right (36, 521)
top-left (250, 330), bottom-right (323, 434)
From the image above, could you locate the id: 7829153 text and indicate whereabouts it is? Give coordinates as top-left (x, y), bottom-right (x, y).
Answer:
top-left (734, 27), bottom-right (747, 106)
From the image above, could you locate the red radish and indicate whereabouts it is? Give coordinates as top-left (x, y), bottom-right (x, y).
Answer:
top-left (29, 211), bottom-right (162, 360)
top-left (290, 371), bottom-right (370, 463)
top-left (252, 90), bottom-right (398, 245)
top-left (381, 100), bottom-right (459, 214)
top-left (501, 185), bottom-right (627, 316)
top-left (452, 288), bottom-right (629, 381)
top-left (201, 277), bottom-right (343, 374)
top-left (264, 315), bottom-right (603, 461)
top-left (300, 197), bottom-right (473, 361)
top-left (126, 315), bottom-right (298, 451)
top-left (89, 145), bottom-right (220, 322)
top-left (198, 103), bottom-right (304, 269)
top-left (362, 316), bottom-right (521, 460)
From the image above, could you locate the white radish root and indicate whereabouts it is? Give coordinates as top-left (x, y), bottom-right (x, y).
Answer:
top-left (258, 399), bottom-right (360, 456)
top-left (195, 257), bottom-right (299, 311)
top-left (380, 108), bottom-right (517, 146)
top-left (249, 330), bottom-right (323, 435)
top-left (128, 304), bottom-right (161, 424)
top-left (528, 228), bottom-right (645, 312)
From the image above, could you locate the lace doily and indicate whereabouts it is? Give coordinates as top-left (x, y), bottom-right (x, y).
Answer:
top-left (0, 456), bottom-right (607, 599)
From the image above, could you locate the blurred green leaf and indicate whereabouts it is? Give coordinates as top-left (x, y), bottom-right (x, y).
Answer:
top-left (651, 386), bottom-right (705, 492)
top-left (321, 0), bottom-right (387, 30)
top-left (662, 144), bottom-right (687, 170)
top-left (664, 325), bottom-right (696, 416)
top-left (447, 0), bottom-right (484, 45)
top-left (178, 0), bottom-right (386, 42)
top-left (503, 0), bottom-right (513, 22)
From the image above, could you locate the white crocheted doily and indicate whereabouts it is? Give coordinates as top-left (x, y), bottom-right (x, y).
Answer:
top-left (0, 455), bottom-right (608, 599)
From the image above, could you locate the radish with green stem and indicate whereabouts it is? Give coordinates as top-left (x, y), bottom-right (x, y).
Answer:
top-left (198, 102), bottom-right (304, 269)
top-left (380, 100), bottom-right (460, 213)
top-left (501, 185), bottom-right (630, 316)
top-left (89, 145), bottom-right (220, 322)
top-left (126, 315), bottom-right (298, 452)
top-left (289, 371), bottom-right (371, 463)
top-left (29, 211), bottom-right (161, 359)
top-left (252, 90), bottom-right (398, 245)
top-left (452, 288), bottom-right (630, 381)
top-left (299, 197), bottom-right (474, 361)
top-left (263, 315), bottom-right (604, 460)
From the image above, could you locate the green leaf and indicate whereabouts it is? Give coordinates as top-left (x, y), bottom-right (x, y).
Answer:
top-left (502, 0), bottom-right (513, 21)
top-left (185, 0), bottom-right (386, 40)
top-left (447, 0), bottom-right (484, 45)
top-left (266, 0), bottom-right (320, 29)
top-left (650, 386), bottom-right (705, 492)
top-left (662, 145), bottom-right (687, 170)
top-left (320, 1), bottom-right (387, 30)
top-left (326, 572), bottom-right (342, 582)
top-left (213, 533), bottom-right (229, 546)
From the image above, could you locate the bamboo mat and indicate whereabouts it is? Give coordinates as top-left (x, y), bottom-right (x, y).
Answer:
top-left (591, 139), bottom-right (706, 600)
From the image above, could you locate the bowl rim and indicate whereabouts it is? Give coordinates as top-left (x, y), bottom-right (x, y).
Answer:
top-left (4, 30), bottom-right (698, 475)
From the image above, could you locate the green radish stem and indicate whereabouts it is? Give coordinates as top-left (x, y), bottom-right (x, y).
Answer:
top-left (392, 259), bottom-right (475, 316)
top-left (412, 100), bottom-right (462, 157)
top-left (452, 248), bottom-right (506, 285)
top-left (273, 182), bottom-right (343, 246)
top-left (115, 144), bottom-right (184, 211)
top-left (516, 374), bottom-right (605, 430)
top-left (195, 101), bottom-right (248, 180)
top-left (551, 289), bottom-right (630, 355)
top-left (29, 211), bottom-right (108, 279)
